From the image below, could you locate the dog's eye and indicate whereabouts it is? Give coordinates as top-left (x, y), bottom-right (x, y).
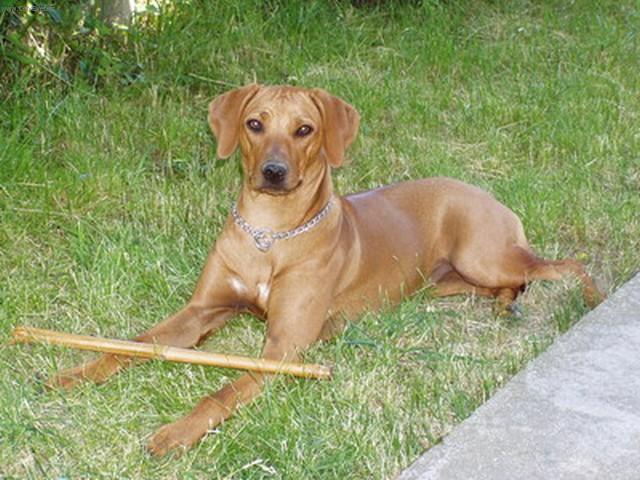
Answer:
top-left (246, 119), bottom-right (263, 133)
top-left (295, 125), bottom-right (313, 137)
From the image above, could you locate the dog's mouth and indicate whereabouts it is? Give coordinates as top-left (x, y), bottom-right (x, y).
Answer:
top-left (256, 178), bottom-right (303, 196)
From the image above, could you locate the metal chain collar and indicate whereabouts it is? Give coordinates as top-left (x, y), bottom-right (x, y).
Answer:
top-left (231, 198), bottom-right (334, 252)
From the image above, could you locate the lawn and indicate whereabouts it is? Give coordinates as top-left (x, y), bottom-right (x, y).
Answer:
top-left (1, 1), bottom-right (638, 478)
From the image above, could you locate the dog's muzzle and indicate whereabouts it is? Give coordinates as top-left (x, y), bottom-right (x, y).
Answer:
top-left (261, 161), bottom-right (288, 186)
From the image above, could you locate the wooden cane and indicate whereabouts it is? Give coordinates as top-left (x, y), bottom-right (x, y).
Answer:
top-left (10, 326), bottom-right (332, 380)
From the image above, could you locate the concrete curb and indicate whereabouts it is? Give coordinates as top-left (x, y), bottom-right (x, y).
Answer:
top-left (398, 273), bottom-right (640, 480)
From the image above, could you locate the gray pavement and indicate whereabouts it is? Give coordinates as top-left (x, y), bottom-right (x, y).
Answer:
top-left (398, 273), bottom-right (640, 480)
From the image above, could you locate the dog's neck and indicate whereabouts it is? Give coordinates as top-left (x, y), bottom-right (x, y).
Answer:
top-left (236, 160), bottom-right (335, 233)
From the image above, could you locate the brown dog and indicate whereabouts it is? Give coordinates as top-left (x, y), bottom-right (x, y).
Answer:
top-left (49, 84), bottom-right (603, 456)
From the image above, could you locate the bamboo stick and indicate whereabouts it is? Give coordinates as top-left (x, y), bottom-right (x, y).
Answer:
top-left (10, 326), bottom-right (332, 380)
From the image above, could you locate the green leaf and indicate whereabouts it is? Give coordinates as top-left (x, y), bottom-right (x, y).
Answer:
top-left (41, 5), bottom-right (62, 24)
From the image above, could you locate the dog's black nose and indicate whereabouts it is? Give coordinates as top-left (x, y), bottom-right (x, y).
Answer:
top-left (262, 162), bottom-right (288, 184)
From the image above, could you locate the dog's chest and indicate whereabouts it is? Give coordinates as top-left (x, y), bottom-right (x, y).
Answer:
top-left (228, 275), bottom-right (271, 310)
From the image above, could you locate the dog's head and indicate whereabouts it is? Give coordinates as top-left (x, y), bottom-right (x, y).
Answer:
top-left (208, 84), bottom-right (359, 194)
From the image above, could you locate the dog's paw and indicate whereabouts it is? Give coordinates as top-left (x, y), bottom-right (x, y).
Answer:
top-left (147, 418), bottom-right (206, 457)
top-left (494, 302), bottom-right (524, 321)
top-left (506, 302), bottom-right (524, 319)
top-left (45, 367), bottom-right (87, 391)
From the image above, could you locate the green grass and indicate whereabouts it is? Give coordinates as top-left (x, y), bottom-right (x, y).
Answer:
top-left (1, 0), bottom-right (639, 478)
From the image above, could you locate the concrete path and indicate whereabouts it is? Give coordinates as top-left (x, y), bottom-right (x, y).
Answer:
top-left (398, 273), bottom-right (640, 480)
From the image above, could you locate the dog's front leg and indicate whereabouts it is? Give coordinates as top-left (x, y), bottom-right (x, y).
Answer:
top-left (147, 270), bottom-right (336, 456)
top-left (47, 249), bottom-right (239, 390)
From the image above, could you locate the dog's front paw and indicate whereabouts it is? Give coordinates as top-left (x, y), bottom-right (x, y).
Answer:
top-left (46, 355), bottom-right (125, 391)
top-left (46, 366), bottom-right (88, 391)
top-left (147, 418), bottom-right (208, 457)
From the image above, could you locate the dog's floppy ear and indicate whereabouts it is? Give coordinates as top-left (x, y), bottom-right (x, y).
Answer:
top-left (310, 88), bottom-right (360, 167)
top-left (208, 84), bottom-right (261, 159)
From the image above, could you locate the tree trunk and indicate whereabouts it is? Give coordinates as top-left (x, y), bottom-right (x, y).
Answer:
top-left (99, 0), bottom-right (135, 26)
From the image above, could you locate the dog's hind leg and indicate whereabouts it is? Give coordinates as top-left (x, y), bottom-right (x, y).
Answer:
top-left (450, 245), bottom-right (603, 310)
top-left (432, 269), bottom-right (521, 315)
top-left (432, 269), bottom-right (496, 298)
